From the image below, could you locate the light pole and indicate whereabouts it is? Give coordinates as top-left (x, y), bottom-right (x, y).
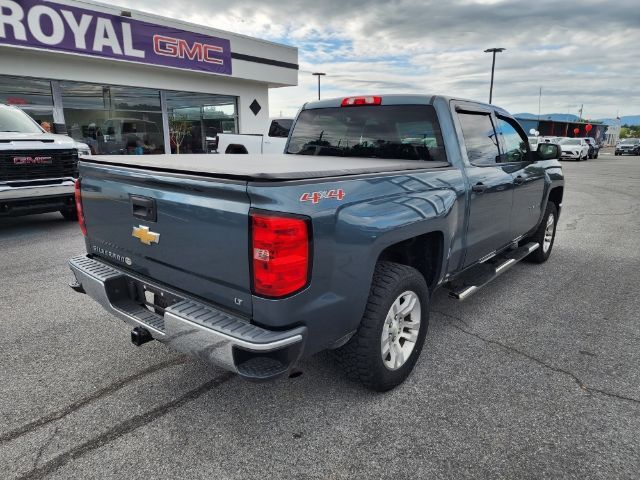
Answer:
top-left (312, 72), bottom-right (326, 100)
top-left (484, 48), bottom-right (505, 104)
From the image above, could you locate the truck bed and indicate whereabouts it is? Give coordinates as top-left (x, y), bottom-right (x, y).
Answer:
top-left (82, 154), bottom-right (449, 181)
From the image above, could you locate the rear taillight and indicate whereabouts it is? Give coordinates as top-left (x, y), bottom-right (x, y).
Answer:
top-left (74, 178), bottom-right (87, 236)
top-left (341, 96), bottom-right (382, 107)
top-left (251, 212), bottom-right (310, 298)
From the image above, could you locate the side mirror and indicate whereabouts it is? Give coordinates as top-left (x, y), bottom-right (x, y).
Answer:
top-left (537, 143), bottom-right (561, 160)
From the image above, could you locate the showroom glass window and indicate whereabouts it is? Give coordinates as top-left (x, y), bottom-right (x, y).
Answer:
top-left (61, 82), bottom-right (164, 155)
top-left (0, 75), bottom-right (55, 127)
top-left (165, 92), bottom-right (238, 153)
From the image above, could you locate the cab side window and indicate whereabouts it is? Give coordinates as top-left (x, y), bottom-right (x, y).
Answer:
top-left (457, 112), bottom-right (500, 166)
top-left (268, 119), bottom-right (293, 138)
top-left (496, 116), bottom-right (528, 163)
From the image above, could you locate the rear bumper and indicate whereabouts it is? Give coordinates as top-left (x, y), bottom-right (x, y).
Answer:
top-left (68, 255), bottom-right (306, 380)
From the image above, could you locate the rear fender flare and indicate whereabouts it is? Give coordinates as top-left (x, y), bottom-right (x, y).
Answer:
top-left (333, 187), bottom-right (460, 328)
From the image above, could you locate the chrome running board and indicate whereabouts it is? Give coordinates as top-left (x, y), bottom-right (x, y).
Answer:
top-left (446, 242), bottom-right (540, 301)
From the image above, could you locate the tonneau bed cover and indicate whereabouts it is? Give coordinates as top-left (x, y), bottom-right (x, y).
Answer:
top-left (82, 154), bottom-right (449, 181)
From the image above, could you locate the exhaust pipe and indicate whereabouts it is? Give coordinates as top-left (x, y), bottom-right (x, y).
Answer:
top-left (131, 326), bottom-right (153, 346)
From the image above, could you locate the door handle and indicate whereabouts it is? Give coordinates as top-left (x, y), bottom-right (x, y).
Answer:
top-left (472, 183), bottom-right (488, 193)
top-left (514, 176), bottom-right (525, 185)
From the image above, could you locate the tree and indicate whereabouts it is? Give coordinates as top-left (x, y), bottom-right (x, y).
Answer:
top-left (620, 126), bottom-right (640, 139)
top-left (168, 115), bottom-right (191, 154)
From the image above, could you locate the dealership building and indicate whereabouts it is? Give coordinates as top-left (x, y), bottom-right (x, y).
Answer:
top-left (0, 0), bottom-right (298, 155)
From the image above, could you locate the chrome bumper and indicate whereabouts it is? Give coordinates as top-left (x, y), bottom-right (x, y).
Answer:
top-left (0, 179), bottom-right (75, 200)
top-left (68, 255), bottom-right (306, 380)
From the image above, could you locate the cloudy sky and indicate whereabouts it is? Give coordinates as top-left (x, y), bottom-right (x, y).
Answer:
top-left (110, 0), bottom-right (639, 119)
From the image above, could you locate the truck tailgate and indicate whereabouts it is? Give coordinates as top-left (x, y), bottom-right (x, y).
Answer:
top-left (79, 161), bottom-right (252, 315)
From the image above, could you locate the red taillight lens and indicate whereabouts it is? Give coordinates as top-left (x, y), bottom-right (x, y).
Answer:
top-left (251, 212), bottom-right (310, 298)
top-left (341, 96), bottom-right (382, 107)
top-left (74, 178), bottom-right (87, 236)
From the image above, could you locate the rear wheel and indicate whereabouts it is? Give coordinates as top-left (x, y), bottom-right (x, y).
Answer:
top-left (525, 202), bottom-right (557, 263)
top-left (336, 261), bottom-right (429, 391)
top-left (60, 208), bottom-right (78, 221)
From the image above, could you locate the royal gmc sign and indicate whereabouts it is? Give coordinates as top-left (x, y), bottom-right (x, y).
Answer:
top-left (0, 0), bottom-right (232, 75)
top-left (13, 156), bottom-right (53, 165)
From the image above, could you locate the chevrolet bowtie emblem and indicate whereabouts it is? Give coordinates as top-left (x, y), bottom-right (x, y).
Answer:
top-left (132, 225), bottom-right (160, 245)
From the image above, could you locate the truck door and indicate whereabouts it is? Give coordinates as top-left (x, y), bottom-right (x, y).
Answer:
top-left (455, 108), bottom-right (514, 267)
top-left (494, 114), bottom-right (546, 239)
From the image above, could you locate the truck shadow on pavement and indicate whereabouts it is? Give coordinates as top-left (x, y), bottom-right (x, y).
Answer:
top-left (0, 213), bottom-right (76, 237)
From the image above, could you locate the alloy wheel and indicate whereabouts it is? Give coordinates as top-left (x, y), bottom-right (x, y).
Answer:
top-left (381, 291), bottom-right (421, 370)
top-left (543, 213), bottom-right (555, 253)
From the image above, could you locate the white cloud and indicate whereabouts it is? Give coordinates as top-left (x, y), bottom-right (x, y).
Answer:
top-left (108, 0), bottom-right (640, 119)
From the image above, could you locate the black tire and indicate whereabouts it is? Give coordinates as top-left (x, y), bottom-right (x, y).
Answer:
top-left (525, 202), bottom-right (558, 263)
top-left (335, 261), bottom-right (429, 391)
top-left (60, 208), bottom-right (78, 221)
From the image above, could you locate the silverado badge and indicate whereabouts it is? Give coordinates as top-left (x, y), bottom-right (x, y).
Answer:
top-left (132, 225), bottom-right (160, 245)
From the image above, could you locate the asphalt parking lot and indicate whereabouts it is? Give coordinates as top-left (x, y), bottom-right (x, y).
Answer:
top-left (1, 153), bottom-right (639, 480)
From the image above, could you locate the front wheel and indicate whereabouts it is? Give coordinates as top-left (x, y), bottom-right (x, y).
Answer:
top-left (525, 202), bottom-right (558, 263)
top-left (336, 261), bottom-right (429, 391)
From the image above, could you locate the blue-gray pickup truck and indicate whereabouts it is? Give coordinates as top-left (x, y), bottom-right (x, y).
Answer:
top-left (68, 95), bottom-right (564, 391)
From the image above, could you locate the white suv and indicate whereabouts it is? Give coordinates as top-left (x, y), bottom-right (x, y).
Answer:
top-left (559, 138), bottom-right (590, 161)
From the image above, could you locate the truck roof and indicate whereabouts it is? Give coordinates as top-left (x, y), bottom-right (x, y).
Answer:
top-left (302, 94), bottom-right (508, 115)
top-left (82, 154), bottom-right (449, 181)
top-left (303, 94), bottom-right (438, 110)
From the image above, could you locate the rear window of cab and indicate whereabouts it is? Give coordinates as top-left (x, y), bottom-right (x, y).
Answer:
top-left (287, 105), bottom-right (448, 162)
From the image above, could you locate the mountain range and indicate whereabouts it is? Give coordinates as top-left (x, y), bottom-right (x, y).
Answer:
top-left (515, 113), bottom-right (640, 126)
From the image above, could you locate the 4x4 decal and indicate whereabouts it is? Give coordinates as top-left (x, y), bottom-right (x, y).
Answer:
top-left (299, 189), bottom-right (345, 204)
